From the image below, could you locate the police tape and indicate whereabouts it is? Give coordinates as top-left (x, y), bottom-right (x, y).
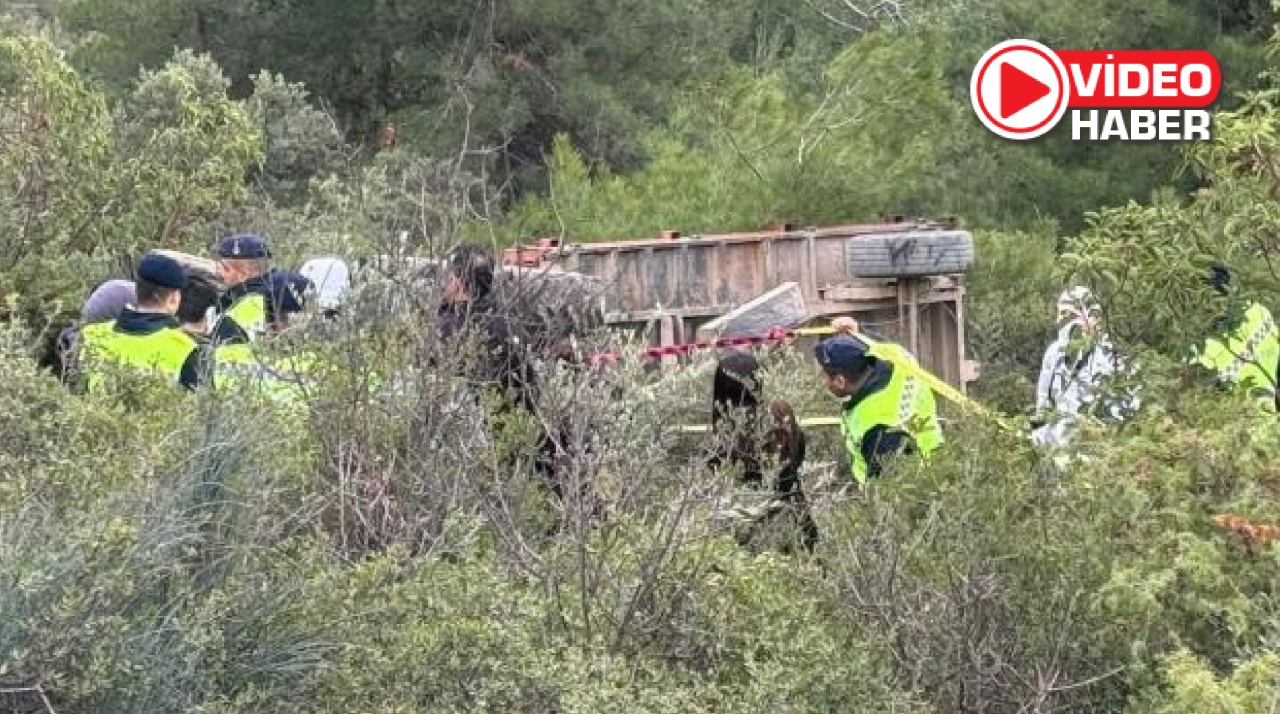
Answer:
top-left (854, 331), bottom-right (1020, 433)
top-left (609, 322), bottom-right (1023, 436)
top-left (676, 417), bottom-right (843, 433)
top-left (587, 325), bottom-right (835, 364)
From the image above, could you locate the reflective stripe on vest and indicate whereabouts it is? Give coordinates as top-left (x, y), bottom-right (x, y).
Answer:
top-left (212, 343), bottom-right (310, 402)
top-left (80, 321), bottom-right (196, 392)
top-left (224, 293), bottom-right (267, 341)
top-left (840, 365), bottom-right (944, 486)
top-left (1198, 302), bottom-right (1280, 410)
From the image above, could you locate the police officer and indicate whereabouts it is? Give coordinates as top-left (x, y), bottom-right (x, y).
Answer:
top-left (212, 233), bottom-right (274, 344)
top-left (79, 253), bottom-right (203, 393)
top-left (264, 269), bottom-right (315, 335)
top-left (173, 270), bottom-right (264, 394)
top-left (814, 335), bottom-right (944, 486)
top-left (211, 269), bottom-right (315, 399)
top-left (1193, 263), bottom-right (1280, 411)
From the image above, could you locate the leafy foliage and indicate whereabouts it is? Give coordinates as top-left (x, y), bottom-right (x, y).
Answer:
top-left (965, 229), bottom-right (1062, 412)
top-left (499, 25), bottom-right (953, 241)
top-left (51, 0), bottom-right (1276, 232)
top-left (11, 2), bottom-right (1280, 713)
top-left (244, 70), bottom-right (345, 197)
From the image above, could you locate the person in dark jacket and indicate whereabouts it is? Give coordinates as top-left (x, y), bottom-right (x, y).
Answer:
top-left (435, 244), bottom-right (537, 411)
top-left (536, 337), bottom-right (611, 521)
top-left (177, 273), bottom-right (220, 341)
top-left (710, 350), bottom-right (818, 553)
top-left (55, 279), bottom-right (138, 385)
top-left (435, 245), bottom-right (602, 520)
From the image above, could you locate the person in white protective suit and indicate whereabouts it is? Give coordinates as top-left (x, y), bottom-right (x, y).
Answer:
top-left (1032, 286), bottom-right (1139, 447)
top-left (299, 257), bottom-right (351, 316)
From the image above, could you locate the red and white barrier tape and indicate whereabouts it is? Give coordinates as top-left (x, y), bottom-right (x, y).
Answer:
top-left (587, 326), bottom-right (806, 365)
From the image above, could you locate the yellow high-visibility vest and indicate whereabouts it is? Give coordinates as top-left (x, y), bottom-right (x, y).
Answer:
top-left (1197, 302), bottom-right (1280, 411)
top-left (80, 321), bottom-right (197, 393)
top-left (841, 362), bottom-right (944, 486)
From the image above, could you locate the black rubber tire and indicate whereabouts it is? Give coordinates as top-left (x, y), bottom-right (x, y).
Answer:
top-left (844, 230), bottom-right (974, 278)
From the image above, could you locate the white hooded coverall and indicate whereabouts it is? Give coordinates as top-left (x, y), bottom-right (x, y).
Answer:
top-left (1032, 287), bottom-right (1138, 447)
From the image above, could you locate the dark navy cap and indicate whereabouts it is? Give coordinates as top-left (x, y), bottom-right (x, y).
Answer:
top-left (216, 234), bottom-right (271, 259)
top-left (814, 335), bottom-right (873, 372)
top-left (268, 270), bottom-right (314, 313)
top-left (1208, 261), bottom-right (1231, 295)
top-left (136, 252), bottom-right (188, 290)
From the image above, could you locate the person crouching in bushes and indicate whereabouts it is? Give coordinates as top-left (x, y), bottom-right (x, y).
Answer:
top-left (54, 278), bottom-right (137, 388)
top-left (814, 335), bottom-right (943, 487)
top-left (709, 350), bottom-right (818, 554)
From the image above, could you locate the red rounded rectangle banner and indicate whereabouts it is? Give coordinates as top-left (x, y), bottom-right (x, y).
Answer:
top-left (1054, 50), bottom-right (1221, 107)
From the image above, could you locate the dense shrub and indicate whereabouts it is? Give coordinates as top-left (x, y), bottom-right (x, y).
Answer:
top-left (9, 15), bottom-right (1280, 714)
top-left (965, 228), bottom-right (1062, 413)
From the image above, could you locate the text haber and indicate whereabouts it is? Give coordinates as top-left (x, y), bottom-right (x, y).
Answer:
top-left (969, 41), bottom-right (1222, 141)
top-left (1058, 50), bottom-right (1219, 140)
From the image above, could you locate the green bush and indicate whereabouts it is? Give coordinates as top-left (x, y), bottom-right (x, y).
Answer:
top-left (12, 10), bottom-right (1280, 714)
top-left (966, 228), bottom-right (1062, 413)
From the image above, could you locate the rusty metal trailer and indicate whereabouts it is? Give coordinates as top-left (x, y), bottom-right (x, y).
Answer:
top-left (503, 218), bottom-right (979, 390)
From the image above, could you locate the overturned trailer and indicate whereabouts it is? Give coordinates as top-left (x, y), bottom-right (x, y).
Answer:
top-left (503, 218), bottom-right (979, 390)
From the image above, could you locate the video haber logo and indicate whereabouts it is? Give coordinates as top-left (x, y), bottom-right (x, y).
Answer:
top-left (970, 39), bottom-right (1221, 141)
